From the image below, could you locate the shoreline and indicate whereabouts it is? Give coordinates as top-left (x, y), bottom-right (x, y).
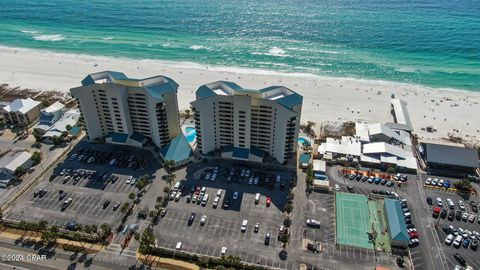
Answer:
top-left (1, 45), bottom-right (479, 145)
top-left (1, 45), bottom-right (478, 94)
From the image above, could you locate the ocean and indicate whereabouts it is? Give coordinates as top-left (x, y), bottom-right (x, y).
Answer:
top-left (0, 0), bottom-right (479, 91)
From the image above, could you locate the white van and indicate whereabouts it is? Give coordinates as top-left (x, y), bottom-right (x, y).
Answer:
top-left (213, 197), bottom-right (219, 208)
top-left (452, 235), bottom-right (463, 248)
top-left (173, 182), bottom-right (181, 191)
top-left (255, 193), bottom-right (261, 204)
top-left (446, 199), bottom-right (454, 209)
top-left (241, 219), bottom-right (248, 232)
top-left (220, 246), bottom-right (227, 257)
top-left (176, 242), bottom-right (182, 250)
top-left (201, 194), bottom-right (209, 206)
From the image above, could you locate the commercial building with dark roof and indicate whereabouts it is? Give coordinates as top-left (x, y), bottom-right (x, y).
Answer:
top-left (191, 81), bottom-right (302, 164)
top-left (421, 142), bottom-right (479, 177)
top-left (384, 199), bottom-right (410, 249)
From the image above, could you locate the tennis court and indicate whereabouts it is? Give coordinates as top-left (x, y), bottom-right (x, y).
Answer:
top-left (335, 192), bottom-right (373, 249)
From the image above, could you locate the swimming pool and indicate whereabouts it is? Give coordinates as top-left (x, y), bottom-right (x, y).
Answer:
top-left (298, 137), bottom-right (311, 146)
top-left (184, 126), bottom-right (197, 143)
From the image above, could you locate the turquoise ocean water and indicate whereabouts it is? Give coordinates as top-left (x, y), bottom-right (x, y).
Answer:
top-left (0, 0), bottom-right (479, 91)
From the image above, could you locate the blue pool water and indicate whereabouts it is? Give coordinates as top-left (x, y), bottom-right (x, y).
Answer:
top-left (184, 127), bottom-right (197, 143)
top-left (298, 137), bottom-right (311, 146)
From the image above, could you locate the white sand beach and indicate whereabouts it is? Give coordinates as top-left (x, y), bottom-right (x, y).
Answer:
top-left (0, 46), bottom-right (479, 144)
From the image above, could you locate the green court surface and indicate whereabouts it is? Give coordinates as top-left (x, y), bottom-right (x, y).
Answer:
top-left (368, 200), bottom-right (391, 252)
top-left (335, 192), bottom-right (373, 249)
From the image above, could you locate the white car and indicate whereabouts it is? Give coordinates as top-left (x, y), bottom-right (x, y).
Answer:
top-left (445, 234), bottom-right (454, 245)
top-left (334, 184), bottom-right (340, 191)
top-left (431, 178), bottom-right (438, 186)
top-left (436, 198), bottom-right (443, 207)
top-left (458, 200), bottom-right (465, 211)
top-left (245, 170), bottom-right (250, 177)
top-left (126, 176), bottom-right (133, 184)
top-left (306, 219), bottom-right (321, 228)
top-left (220, 246), bottom-right (227, 257)
top-left (233, 191), bottom-right (239, 200)
top-left (462, 212), bottom-right (469, 221)
top-left (452, 235), bottom-right (463, 248)
top-left (216, 189), bottom-right (222, 197)
top-left (205, 173), bottom-right (211, 180)
top-left (438, 179), bottom-right (444, 187)
top-left (200, 215), bottom-right (207, 225)
top-left (248, 177), bottom-right (253, 185)
top-left (254, 177), bottom-right (259, 185)
top-left (109, 159), bottom-right (116, 166)
top-left (425, 178), bottom-right (432, 185)
top-left (69, 153), bottom-right (78, 161)
top-left (468, 214), bottom-right (476, 223)
top-left (240, 170), bottom-right (246, 177)
top-left (200, 186), bottom-right (206, 195)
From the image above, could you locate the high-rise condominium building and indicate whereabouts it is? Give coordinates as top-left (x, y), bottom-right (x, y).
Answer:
top-left (191, 81), bottom-right (302, 164)
top-left (70, 71), bottom-right (181, 148)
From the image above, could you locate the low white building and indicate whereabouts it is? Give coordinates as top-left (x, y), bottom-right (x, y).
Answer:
top-left (36, 101), bottom-right (66, 131)
top-left (318, 121), bottom-right (417, 171)
top-left (0, 151), bottom-right (33, 174)
top-left (391, 99), bottom-right (412, 130)
top-left (42, 109), bottom-right (81, 141)
top-left (1, 98), bottom-right (41, 127)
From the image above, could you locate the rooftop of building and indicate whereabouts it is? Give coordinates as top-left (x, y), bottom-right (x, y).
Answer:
top-left (42, 101), bottom-right (65, 114)
top-left (196, 81), bottom-right (303, 109)
top-left (160, 134), bottom-right (194, 164)
top-left (391, 99), bottom-right (412, 130)
top-left (384, 198), bottom-right (410, 243)
top-left (423, 142), bottom-right (478, 168)
top-left (1, 98), bottom-right (40, 114)
top-left (80, 71), bottom-right (179, 99)
top-left (43, 109), bottom-right (81, 138)
top-left (0, 151), bottom-right (33, 173)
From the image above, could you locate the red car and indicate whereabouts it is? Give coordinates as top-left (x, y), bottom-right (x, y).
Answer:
top-left (266, 197), bottom-right (271, 207)
top-left (194, 186), bottom-right (201, 195)
top-left (409, 232), bottom-right (418, 239)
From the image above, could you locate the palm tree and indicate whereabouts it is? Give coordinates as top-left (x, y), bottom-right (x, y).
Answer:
top-left (165, 173), bottom-right (176, 188)
top-left (163, 160), bottom-right (175, 173)
top-left (100, 223), bottom-right (111, 240)
top-left (184, 109), bottom-right (191, 119)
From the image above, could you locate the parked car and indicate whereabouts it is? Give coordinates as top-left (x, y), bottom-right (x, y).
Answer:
top-left (426, 197), bottom-right (432, 205)
top-left (187, 213), bottom-right (196, 226)
top-left (200, 215), bottom-right (207, 226)
top-left (264, 233), bottom-right (271, 245)
top-left (453, 253), bottom-right (466, 267)
top-left (445, 234), bottom-right (454, 245)
top-left (306, 219), bottom-right (321, 228)
top-left (103, 199), bottom-right (111, 209)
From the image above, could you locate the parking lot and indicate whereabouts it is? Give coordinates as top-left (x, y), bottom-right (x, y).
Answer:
top-left (419, 174), bottom-right (480, 269)
top-left (153, 162), bottom-right (295, 268)
top-left (4, 141), bottom-right (158, 229)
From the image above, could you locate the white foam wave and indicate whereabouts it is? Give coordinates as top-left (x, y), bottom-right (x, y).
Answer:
top-left (102, 37), bottom-right (113, 40)
top-left (318, 50), bottom-right (340, 55)
top-left (189, 45), bottom-right (209, 51)
top-left (252, 47), bottom-right (289, 57)
top-left (268, 46), bottom-right (287, 56)
top-left (32, 34), bottom-right (65, 42)
top-left (21, 30), bottom-right (40, 34)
